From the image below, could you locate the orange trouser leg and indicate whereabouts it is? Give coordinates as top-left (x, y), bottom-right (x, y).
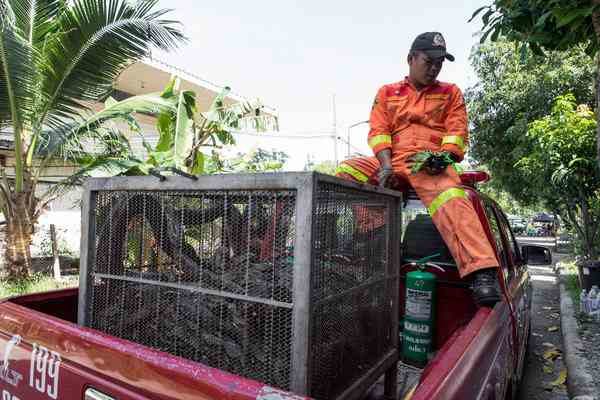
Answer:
top-left (337, 155), bottom-right (499, 277)
top-left (335, 157), bottom-right (380, 185)
top-left (336, 157), bottom-right (384, 232)
top-left (391, 155), bottom-right (498, 278)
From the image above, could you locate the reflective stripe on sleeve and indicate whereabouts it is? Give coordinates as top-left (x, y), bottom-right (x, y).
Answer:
top-left (428, 188), bottom-right (468, 216)
top-left (441, 135), bottom-right (466, 151)
top-left (368, 134), bottom-right (392, 149)
top-left (335, 163), bottom-right (369, 183)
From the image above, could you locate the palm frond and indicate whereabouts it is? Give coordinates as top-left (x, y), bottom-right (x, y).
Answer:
top-left (7, 0), bottom-right (64, 45)
top-left (38, 0), bottom-right (185, 130)
top-left (0, 10), bottom-right (35, 126)
top-left (0, 9), bottom-right (36, 191)
top-left (0, 1), bottom-right (16, 29)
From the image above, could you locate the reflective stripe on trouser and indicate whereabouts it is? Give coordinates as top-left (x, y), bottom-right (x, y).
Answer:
top-left (336, 155), bottom-right (498, 277)
top-left (335, 163), bottom-right (369, 183)
top-left (428, 188), bottom-right (468, 216)
top-left (336, 158), bottom-right (385, 233)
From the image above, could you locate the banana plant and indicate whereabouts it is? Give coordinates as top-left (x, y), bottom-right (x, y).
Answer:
top-left (67, 76), bottom-right (278, 180)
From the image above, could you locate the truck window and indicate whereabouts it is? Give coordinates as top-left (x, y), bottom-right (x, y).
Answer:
top-left (495, 207), bottom-right (522, 268)
top-left (484, 204), bottom-right (511, 285)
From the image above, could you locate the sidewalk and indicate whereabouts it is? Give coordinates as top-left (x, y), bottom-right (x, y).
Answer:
top-left (557, 261), bottom-right (599, 399)
top-left (518, 262), bottom-right (568, 400)
top-left (572, 315), bottom-right (600, 393)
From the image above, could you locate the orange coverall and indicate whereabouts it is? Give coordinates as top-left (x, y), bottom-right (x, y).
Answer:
top-left (336, 78), bottom-right (497, 277)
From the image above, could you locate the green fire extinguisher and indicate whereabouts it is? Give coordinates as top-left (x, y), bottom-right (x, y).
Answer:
top-left (401, 254), bottom-right (444, 367)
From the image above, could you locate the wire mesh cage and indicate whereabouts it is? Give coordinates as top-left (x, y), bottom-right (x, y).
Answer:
top-left (78, 172), bottom-right (401, 399)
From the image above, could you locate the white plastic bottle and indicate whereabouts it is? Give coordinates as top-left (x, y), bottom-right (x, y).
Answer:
top-left (591, 291), bottom-right (599, 314)
top-left (588, 286), bottom-right (599, 315)
top-left (581, 289), bottom-right (588, 313)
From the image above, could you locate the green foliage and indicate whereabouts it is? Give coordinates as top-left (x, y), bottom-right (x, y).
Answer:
top-left (408, 151), bottom-right (456, 175)
top-left (0, 0), bottom-right (185, 192)
top-left (0, 0), bottom-right (184, 278)
top-left (477, 183), bottom-right (540, 217)
top-left (472, 1), bottom-right (598, 56)
top-left (561, 259), bottom-right (581, 304)
top-left (303, 156), bottom-right (337, 175)
top-left (0, 273), bottom-right (77, 298)
top-left (466, 40), bottom-right (595, 205)
top-left (38, 231), bottom-right (77, 258)
top-left (311, 160), bottom-right (337, 175)
top-left (70, 77), bottom-right (278, 179)
top-left (471, 1), bottom-right (600, 173)
top-left (222, 148), bottom-right (288, 173)
top-left (517, 94), bottom-right (600, 257)
top-left (519, 94), bottom-right (597, 189)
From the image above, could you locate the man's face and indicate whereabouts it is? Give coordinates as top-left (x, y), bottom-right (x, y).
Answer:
top-left (408, 51), bottom-right (444, 87)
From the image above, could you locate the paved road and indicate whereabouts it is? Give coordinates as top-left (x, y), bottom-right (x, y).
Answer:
top-left (517, 238), bottom-right (568, 400)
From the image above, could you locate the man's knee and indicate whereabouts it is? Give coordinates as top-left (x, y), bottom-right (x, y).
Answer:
top-left (335, 159), bottom-right (375, 184)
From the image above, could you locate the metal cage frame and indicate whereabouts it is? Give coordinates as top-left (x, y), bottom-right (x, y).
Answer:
top-left (78, 172), bottom-right (401, 399)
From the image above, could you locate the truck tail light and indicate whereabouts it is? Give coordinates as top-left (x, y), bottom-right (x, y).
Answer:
top-left (84, 388), bottom-right (116, 400)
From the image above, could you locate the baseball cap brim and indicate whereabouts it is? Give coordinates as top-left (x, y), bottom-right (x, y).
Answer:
top-left (423, 49), bottom-right (455, 62)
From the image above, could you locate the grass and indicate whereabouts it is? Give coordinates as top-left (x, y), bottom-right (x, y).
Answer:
top-left (0, 273), bottom-right (78, 299)
top-left (560, 259), bottom-right (582, 307)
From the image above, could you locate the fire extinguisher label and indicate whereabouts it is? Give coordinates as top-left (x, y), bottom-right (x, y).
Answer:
top-left (404, 321), bottom-right (430, 334)
top-left (406, 288), bottom-right (432, 320)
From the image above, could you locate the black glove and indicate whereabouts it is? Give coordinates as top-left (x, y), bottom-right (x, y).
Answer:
top-left (377, 167), bottom-right (394, 188)
top-left (424, 152), bottom-right (458, 175)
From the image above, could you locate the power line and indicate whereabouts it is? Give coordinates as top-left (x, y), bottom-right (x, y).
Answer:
top-left (125, 131), bottom-right (338, 141)
top-left (230, 130), bottom-right (335, 139)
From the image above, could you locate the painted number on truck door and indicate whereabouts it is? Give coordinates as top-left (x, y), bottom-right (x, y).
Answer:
top-left (2, 390), bottom-right (19, 400)
top-left (29, 343), bottom-right (60, 399)
top-left (1, 389), bottom-right (19, 400)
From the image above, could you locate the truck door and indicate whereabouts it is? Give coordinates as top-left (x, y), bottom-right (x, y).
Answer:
top-left (484, 203), bottom-right (521, 395)
top-left (493, 206), bottom-right (530, 380)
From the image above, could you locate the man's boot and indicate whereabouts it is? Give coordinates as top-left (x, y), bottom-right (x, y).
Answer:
top-left (471, 268), bottom-right (501, 307)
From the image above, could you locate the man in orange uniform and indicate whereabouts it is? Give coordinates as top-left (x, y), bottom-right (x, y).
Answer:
top-left (336, 32), bottom-right (500, 307)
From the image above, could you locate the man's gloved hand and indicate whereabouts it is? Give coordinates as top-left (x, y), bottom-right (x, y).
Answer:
top-left (424, 154), bottom-right (448, 175)
top-left (410, 151), bottom-right (456, 175)
top-left (377, 166), bottom-right (394, 188)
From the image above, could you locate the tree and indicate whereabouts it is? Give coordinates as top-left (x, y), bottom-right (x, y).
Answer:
top-left (222, 148), bottom-right (288, 173)
top-left (310, 160), bottom-right (336, 175)
top-left (303, 155), bottom-right (336, 175)
top-left (517, 94), bottom-right (600, 258)
top-left (478, 182), bottom-right (540, 218)
top-left (466, 40), bottom-right (595, 205)
top-left (67, 77), bottom-right (277, 180)
top-left (471, 0), bottom-right (600, 167)
top-left (0, 0), bottom-right (184, 278)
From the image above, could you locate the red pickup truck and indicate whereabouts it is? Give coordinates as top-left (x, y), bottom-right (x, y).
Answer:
top-left (0, 172), bottom-right (549, 400)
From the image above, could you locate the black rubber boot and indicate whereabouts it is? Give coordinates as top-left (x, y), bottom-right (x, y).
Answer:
top-left (471, 268), bottom-right (501, 307)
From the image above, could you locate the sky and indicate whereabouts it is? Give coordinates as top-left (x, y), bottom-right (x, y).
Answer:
top-left (156, 0), bottom-right (490, 169)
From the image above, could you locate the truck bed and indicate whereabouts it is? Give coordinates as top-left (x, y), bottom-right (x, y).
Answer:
top-left (0, 287), bottom-right (500, 400)
top-left (1, 288), bottom-right (305, 400)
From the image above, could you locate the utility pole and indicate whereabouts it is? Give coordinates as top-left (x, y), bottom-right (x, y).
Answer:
top-left (332, 94), bottom-right (338, 165)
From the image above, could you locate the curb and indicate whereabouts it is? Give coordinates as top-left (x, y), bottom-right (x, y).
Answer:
top-left (558, 277), bottom-right (598, 399)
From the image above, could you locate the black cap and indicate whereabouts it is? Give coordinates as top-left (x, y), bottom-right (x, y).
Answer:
top-left (410, 32), bottom-right (455, 62)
